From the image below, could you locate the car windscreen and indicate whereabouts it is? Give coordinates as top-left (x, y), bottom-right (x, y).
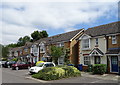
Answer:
top-left (36, 63), bottom-right (44, 67)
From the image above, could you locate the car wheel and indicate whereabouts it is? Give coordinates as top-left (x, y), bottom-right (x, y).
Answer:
top-left (8, 66), bottom-right (10, 68)
top-left (15, 67), bottom-right (19, 70)
top-left (28, 66), bottom-right (30, 69)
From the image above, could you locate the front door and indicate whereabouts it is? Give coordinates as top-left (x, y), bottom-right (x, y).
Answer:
top-left (111, 56), bottom-right (118, 72)
top-left (94, 56), bottom-right (101, 64)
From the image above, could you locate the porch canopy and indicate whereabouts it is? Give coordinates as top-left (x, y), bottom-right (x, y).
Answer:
top-left (89, 48), bottom-right (104, 56)
top-left (43, 53), bottom-right (51, 57)
top-left (106, 48), bottom-right (120, 56)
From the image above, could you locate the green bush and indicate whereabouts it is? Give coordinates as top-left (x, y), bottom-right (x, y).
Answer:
top-left (32, 67), bottom-right (65, 80)
top-left (60, 66), bottom-right (81, 77)
top-left (92, 64), bottom-right (107, 75)
top-left (12, 58), bottom-right (18, 62)
top-left (32, 66), bottom-right (81, 80)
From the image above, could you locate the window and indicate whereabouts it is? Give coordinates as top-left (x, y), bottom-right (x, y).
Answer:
top-left (112, 35), bottom-right (117, 44)
top-left (82, 39), bottom-right (90, 49)
top-left (24, 48), bottom-right (28, 52)
top-left (56, 42), bottom-right (64, 47)
top-left (40, 43), bottom-right (45, 52)
top-left (95, 38), bottom-right (98, 45)
top-left (84, 56), bottom-right (90, 65)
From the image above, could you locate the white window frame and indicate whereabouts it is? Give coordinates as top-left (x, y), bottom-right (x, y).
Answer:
top-left (82, 39), bottom-right (90, 49)
top-left (95, 38), bottom-right (98, 45)
top-left (112, 35), bottom-right (117, 44)
top-left (84, 56), bottom-right (90, 65)
top-left (40, 43), bottom-right (45, 53)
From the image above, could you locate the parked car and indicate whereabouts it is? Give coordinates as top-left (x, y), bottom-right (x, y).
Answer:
top-left (7, 61), bottom-right (17, 68)
top-left (29, 62), bottom-right (55, 74)
top-left (12, 62), bottom-right (32, 70)
top-left (1, 61), bottom-right (7, 67)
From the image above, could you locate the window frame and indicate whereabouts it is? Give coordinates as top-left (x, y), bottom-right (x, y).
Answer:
top-left (95, 38), bottom-right (98, 45)
top-left (82, 39), bottom-right (90, 49)
top-left (112, 35), bottom-right (117, 44)
top-left (84, 56), bottom-right (90, 65)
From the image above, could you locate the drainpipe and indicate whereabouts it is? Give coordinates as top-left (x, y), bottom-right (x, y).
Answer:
top-left (39, 44), bottom-right (40, 61)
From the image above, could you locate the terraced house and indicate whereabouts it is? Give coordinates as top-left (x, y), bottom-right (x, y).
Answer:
top-left (30, 28), bottom-right (84, 65)
top-left (78, 21), bottom-right (120, 73)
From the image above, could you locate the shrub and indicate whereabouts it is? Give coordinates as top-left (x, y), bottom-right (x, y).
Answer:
top-left (32, 66), bottom-right (81, 80)
top-left (32, 67), bottom-right (65, 80)
top-left (61, 66), bottom-right (81, 77)
top-left (12, 58), bottom-right (18, 62)
top-left (92, 64), bottom-right (107, 75)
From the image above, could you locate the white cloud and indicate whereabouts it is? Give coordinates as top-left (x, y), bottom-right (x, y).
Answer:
top-left (0, 1), bottom-right (118, 45)
top-left (1, 21), bottom-right (39, 45)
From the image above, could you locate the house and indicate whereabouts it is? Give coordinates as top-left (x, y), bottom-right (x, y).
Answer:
top-left (31, 28), bottom-right (84, 65)
top-left (106, 21), bottom-right (120, 73)
top-left (78, 21), bottom-right (120, 72)
top-left (20, 42), bottom-right (32, 62)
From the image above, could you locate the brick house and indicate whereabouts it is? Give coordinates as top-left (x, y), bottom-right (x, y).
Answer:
top-left (30, 28), bottom-right (84, 65)
top-left (106, 21), bottom-right (120, 73)
top-left (78, 21), bottom-right (120, 72)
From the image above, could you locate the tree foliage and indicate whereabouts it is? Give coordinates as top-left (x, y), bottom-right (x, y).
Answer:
top-left (17, 36), bottom-right (31, 46)
top-left (51, 46), bottom-right (64, 65)
top-left (1, 45), bottom-right (9, 58)
top-left (31, 30), bottom-right (48, 41)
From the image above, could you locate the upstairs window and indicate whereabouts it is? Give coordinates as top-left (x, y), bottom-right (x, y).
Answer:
top-left (40, 43), bottom-right (45, 52)
top-left (82, 39), bottom-right (90, 49)
top-left (56, 42), bottom-right (64, 47)
top-left (95, 38), bottom-right (98, 45)
top-left (24, 48), bottom-right (28, 52)
top-left (112, 35), bottom-right (117, 44)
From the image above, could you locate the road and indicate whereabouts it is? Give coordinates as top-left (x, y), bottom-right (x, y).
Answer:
top-left (2, 68), bottom-right (40, 83)
top-left (2, 68), bottom-right (119, 84)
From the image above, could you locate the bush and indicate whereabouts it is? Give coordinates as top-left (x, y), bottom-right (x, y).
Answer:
top-left (32, 66), bottom-right (81, 80)
top-left (32, 67), bottom-right (65, 80)
top-left (92, 64), bottom-right (107, 75)
top-left (60, 66), bottom-right (81, 77)
top-left (12, 58), bottom-right (18, 62)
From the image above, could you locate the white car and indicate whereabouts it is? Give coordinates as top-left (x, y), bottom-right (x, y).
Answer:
top-left (29, 62), bottom-right (55, 74)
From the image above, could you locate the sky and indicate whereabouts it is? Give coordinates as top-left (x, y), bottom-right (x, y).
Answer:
top-left (0, 0), bottom-right (119, 45)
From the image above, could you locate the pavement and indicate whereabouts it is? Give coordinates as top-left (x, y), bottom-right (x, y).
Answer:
top-left (81, 72), bottom-right (120, 81)
top-left (2, 68), bottom-right (119, 83)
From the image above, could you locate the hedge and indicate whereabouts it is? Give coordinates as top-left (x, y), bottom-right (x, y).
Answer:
top-left (32, 66), bottom-right (81, 80)
top-left (92, 64), bottom-right (107, 75)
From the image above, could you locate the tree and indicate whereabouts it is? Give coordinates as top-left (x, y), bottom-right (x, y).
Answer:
top-left (22, 36), bottom-right (31, 44)
top-left (31, 30), bottom-right (48, 41)
top-left (51, 46), bottom-right (64, 65)
top-left (7, 43), bottom-right (18, 48)
top-left (2, 45), bottom-right (9, 58)
top-left (31, 31), bottom-right (41, 41)
top-left (40, 30), bottom-right (48, 38)
top-left (17, 36), bottom-right (30, 46)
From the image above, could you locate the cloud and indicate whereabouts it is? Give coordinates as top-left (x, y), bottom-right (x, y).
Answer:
top-left (1, 21), bottom-right (39, 45)
top-left (1, 1), bottom-right (118, 45)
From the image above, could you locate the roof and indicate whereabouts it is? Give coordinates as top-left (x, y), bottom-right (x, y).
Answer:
top-left (89, 48), bottom-right (104, 56)
top-left (85, 21), bottom-right (120, 37)
top-left (106, 48), bottom-right (120, 54)
top-left (35, 28), bottom-right (84, 45)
